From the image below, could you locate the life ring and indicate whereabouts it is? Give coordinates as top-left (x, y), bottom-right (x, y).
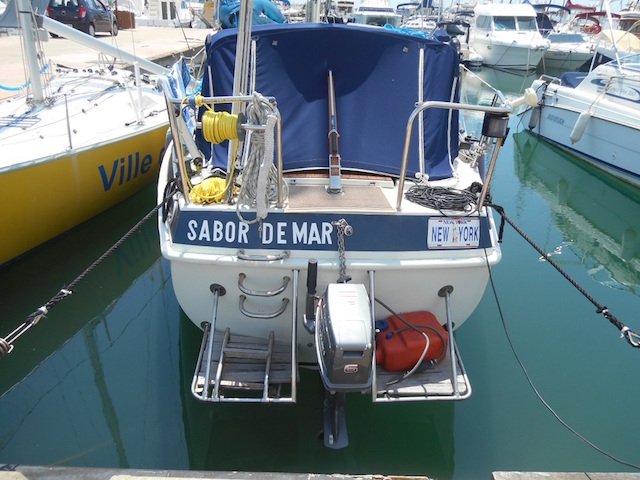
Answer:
top-left (585, 23), bottom-right (601, 34)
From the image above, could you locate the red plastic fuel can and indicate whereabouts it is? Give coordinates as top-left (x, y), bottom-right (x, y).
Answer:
top-left (375, 311), bottom-right (448, 372)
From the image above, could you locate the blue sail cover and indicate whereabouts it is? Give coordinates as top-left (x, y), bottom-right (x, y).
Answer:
top-left (199, 23), bottom-right (460, 180)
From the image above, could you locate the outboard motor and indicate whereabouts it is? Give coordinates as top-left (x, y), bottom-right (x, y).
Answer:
top-left (316, 283), bottom-right (374, 392)
top-left (314, 282), bottom-right (374, 448)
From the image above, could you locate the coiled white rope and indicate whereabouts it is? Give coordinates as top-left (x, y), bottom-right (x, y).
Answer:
top-left (236, 95), bottom-right (287, 223)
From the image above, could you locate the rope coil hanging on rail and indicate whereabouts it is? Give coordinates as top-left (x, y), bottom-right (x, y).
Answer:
top-left (489, 202), bottom-right (640, 349)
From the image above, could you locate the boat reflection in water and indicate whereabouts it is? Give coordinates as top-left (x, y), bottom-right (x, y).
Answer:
top-left (179, 308), bottom-right (455, 475)
top-left (465, 66), bottom-right (538, 97)
top-left (0, 186), bottom-right (190, 469)
top-left (512, 129), bottom-right (640, 293)
top-left (0, 185), bottom-right (455, 476)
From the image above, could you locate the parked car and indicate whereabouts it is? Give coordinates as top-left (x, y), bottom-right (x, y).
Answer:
top-left (46, 0), bottom-right (118, 37)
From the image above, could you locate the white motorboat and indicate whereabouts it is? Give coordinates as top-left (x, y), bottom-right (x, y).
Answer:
top-left (157, 14), bottom-right (534, 448)
top-left (469, 3), bottom-right (550, 70)
top-left (520, 53), bottom-right (640, 188)
top-left (0, 0), bottom-right (172, 266)
top-left (519, 4), bottom-right (596, 72)
top-left (401, 14), bottom-right (436, 31)
top-left (351, 0), bottom-right (401, 26)
top-left (542, 32), bottom-right (596, 71)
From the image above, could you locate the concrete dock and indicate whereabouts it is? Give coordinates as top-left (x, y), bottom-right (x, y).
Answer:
top-left (0, 25), bottom-right (212, 100)
top-left (2, 466), bottom-right (640, 479)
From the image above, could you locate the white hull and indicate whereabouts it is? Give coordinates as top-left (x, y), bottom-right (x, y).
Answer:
top-left (158, 161), bottom-right (501, 364)
top-left (542, 41), bottom-right (594, 70)
top-left (521, 57), bottom-right (640, 187)
top-left (472, 39), bottom-right (547, 70)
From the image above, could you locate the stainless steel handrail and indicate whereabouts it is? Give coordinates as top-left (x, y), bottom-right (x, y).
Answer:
top-left (395, 100), bottom-right (516, 211)
top-left (158, 77), bottom-right (283, 206)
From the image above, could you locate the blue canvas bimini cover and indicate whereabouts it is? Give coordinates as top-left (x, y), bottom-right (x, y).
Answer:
top-left (199, 23), bottom-right (460, 180)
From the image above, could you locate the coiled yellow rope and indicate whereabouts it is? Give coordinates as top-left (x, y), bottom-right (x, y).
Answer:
top-left (186, 95), bottom-right (240, 204)
top-left (189, 177), bottom-right (230, 203)
top-left (202, 110), bottom-right (239, 144)
top-left (196, 95), bottom-right (240, 144)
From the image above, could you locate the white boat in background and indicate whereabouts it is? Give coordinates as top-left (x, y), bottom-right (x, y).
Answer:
top-left (528, 4), bottom-right (596, 71)
top-left (520, 53), bottom-right (640, 188)
top-left (618, 10), bottom-right (640, 39)
top-left (157, 12), bottom-right (534, 447)
top-left (401, 13), bottom-right (437, 31)
top-left (542, 32), bottom-right (596, 70)
top-left (351, 0), bottom-right (401, 26)
top-left (0, 0), bottom-right (171, 266)
top-left (469, 3), bottom-right (550, 70)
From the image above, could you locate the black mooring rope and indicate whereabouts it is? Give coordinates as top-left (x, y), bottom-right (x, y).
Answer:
top-left (486, 251), bottom-right (640, 471)
top-left (0, 203), bottom-right (162, 358)
top-left (489, 202), bottom-right (640, 349)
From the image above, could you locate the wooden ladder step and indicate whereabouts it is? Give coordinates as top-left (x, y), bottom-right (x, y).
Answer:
top-left (223, 346), bottom-right (270, 360)
top-left (192, 326), bottom-right (297, 402)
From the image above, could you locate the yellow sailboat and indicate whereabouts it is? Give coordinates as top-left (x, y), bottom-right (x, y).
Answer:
top-left (0, 0), bottom-right (171, 266)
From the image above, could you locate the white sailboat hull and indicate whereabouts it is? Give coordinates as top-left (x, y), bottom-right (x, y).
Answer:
top-left (158, 169), bottom-right (502, 364)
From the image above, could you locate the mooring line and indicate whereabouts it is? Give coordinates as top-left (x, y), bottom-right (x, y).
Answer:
top-left (489, 202), bottom-right (640, 348)
top-left (0, 203), bottom-right (161, 358)
top-left (485, 258), bottom-right (640, 470)
top-left (482, 202), bottom-right (640, 470)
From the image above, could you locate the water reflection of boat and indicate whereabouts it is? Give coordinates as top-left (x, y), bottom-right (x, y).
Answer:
top-left (0, 185), bottom-right (160, 392)
top-left (513, 129), bottom-right (640, 293)
top-left (0, 185), bottom-right (192, 466)
top-left (465, 66), bottom-right (539, 96)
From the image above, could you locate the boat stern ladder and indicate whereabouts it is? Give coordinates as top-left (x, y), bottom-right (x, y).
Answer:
top-left (191, 275), bottom-right (299, 403)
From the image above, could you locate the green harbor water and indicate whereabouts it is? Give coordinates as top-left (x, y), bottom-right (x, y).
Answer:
top-left (1, 66), bottom-right (640, 479)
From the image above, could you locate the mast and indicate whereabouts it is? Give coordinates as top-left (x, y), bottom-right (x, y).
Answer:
top-left (17, 0), bottom-right (45, 104)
